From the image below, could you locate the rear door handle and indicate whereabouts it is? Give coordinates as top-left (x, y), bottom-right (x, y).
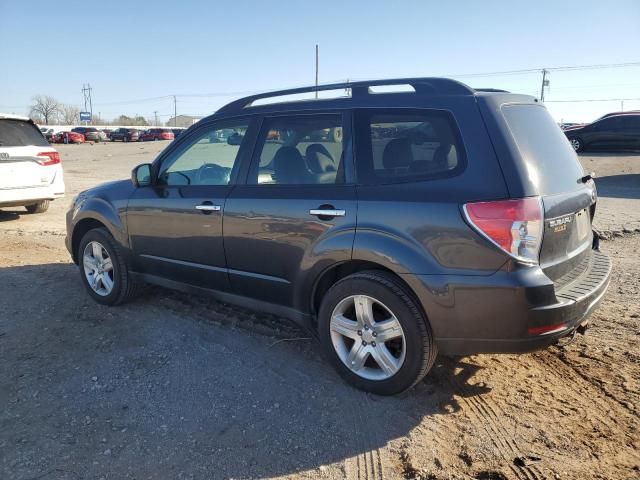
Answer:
top-left (309, 208), bottom-right (346, 218)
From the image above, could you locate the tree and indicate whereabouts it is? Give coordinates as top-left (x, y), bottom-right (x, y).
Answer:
top-left (60, 104), bottom-right (80, 124)
top-left (30, 95), bottom-right (60, 125)
top-left (113, 115), bottom-right (149, 126)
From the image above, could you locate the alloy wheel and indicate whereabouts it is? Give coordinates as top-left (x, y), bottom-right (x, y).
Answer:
top-left (570, 138), bottom-right (581, 151)
top-left (329, 294), bottom-right (406, 381)
top-left (82, 241), bottom-right (115, 296)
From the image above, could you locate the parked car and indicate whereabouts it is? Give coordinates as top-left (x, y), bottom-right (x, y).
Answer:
top-left (559, 122), bottom-right (584, 131)
top-left (101, 129), bottom-right (113, 140)
top-left (110, 128), bottom-right (139, 142)
top-left (139, 128), bottom-right (174, 141)
top-left (40, 127), bottom-right (55, 141)
top-left (52, 131), bottom-right (85, 144)
top-left (66, 78), bottom-right (610, 395)
top-left (563, 113), bottom-right (640, 152)
top-left (1, 113), bottom-right (65, 213)
top-left (594, 110), bottom-right (640, 122)
top-left (71, 127), bottom-right (101, 142)
top-left (171, 128), bottom-right (185, 138)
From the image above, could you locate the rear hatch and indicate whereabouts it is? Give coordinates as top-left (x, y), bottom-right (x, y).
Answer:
top-left (0, 118), bottom-right (58, 189)
top-left (479, 97), bottom-right (596, 284)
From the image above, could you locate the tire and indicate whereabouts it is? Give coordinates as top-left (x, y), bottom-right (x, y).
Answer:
top-left (318, 270), bottom-right (436, 395)
top-left (78, 228), bottom-right (141, 306)
top-left (569, 137), bottom-right (584, 153)
top-left (25, 200), bottom-right (50, 214)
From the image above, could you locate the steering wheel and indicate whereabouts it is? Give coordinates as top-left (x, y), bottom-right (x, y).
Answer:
top-left (195, 163), bottom-right (229, 185)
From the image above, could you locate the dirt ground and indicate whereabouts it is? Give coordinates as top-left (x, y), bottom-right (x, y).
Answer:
top-left (0, 142), bottom-right (639, 480)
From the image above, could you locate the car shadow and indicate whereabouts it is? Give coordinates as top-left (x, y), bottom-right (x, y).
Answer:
top-left (0, 262), bottom-right (493, 479)
top-left (578, 151), bottom-right (640, 157)
top-left (595, 174), bottom-right (640, 200)
top-left (0, 209), bottom-right (22, 222)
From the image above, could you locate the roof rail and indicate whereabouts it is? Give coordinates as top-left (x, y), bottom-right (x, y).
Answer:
top-left (473, 88), bottom-right (510, 93)
top-left (216, 77), bottom-right (475, 114)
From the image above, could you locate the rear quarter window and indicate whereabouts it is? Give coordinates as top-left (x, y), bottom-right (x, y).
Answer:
top-left (354, 109), bottom-right (465, 185)
top-left (0, 119), bottom-right (49, 147)
top-left (501, 104), bottom-right (584, 194)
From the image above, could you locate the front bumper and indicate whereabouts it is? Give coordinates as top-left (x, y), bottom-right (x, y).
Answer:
top-left (403, 248), bottom-right (611, 355)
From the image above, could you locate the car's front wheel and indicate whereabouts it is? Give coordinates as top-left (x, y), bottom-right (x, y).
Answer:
top-left (569, 137), bottom-right (584, 152)
top-left (78, 228), bottom-right (140, 305)
top-left (318, 271), bottom-right (436, 395)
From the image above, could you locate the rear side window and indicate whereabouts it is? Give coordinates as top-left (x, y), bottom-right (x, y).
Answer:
top-left (248, 114), bottom-right (344, 185)
top-left (354, 109), bottom-right (464, 184)
top-left (502, 104), bottom-right (584, 194)
top-left (0, 119), bottom-right (48, 147)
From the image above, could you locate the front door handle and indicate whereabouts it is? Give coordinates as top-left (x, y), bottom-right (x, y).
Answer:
top-left (195, 203), bottom-right (221, 213)
top-left (309, 208), bottom-right (346, 218)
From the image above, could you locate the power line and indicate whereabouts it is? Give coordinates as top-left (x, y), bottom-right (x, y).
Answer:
top-left (545, 97), bottom-right (640, 103)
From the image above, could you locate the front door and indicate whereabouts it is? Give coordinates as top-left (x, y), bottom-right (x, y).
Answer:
top-left (126, 119), bottom-right (255, 290)
top-left (224, 113), bottom-right (357, 310)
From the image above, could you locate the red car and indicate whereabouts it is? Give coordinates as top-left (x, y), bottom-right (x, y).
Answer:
top-left (139, 128), bottom-right (174, 141)
top-left (52, 131), bottom-right (85, 144)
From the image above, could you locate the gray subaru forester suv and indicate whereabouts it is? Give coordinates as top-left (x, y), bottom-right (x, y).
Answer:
top-left (66, 78), bottom-right (611, 395)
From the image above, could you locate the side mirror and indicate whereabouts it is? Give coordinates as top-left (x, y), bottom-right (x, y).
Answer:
top-left (131, 163), bottom-right (152, 187)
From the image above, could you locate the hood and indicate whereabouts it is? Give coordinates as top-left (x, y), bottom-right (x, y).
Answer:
top-left (76, 179), bottom-right (135, 203)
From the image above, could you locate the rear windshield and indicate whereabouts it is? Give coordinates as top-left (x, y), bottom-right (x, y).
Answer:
top-left (0, 119), bottom-right (49, 147)
top-left (502, 104), bottom-right (584, 194)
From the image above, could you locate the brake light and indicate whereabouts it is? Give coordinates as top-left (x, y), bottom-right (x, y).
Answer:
top-left (463, 197), bottom-right (543, 264)
top-left (36, 151), bottom-right (61, 166)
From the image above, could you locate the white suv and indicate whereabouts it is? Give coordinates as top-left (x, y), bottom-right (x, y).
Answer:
top-left (0, 113), bottom-right (65, 213)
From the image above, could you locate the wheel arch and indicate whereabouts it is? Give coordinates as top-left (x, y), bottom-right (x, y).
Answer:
top-left (310, 260), bottom-right (427, 325)
top-left (70, 217), bottom-right (110, 263)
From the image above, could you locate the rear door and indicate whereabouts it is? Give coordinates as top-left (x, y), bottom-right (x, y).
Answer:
top-left (619, 115), bottom-right (640, 149)
top-left (496, 103), bottom-right (596, 281)
top-left (0, 119), bottom-right (52, 190)
top-left (585, 117), bottom-right (623, 149)
top-left (126, 118), bottom-right (257, 291)
top-left (223, 112), bottom-right (357, 308)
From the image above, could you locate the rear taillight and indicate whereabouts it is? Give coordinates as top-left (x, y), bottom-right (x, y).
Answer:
top-left (36, 151), bottom-right (61, 166)
top-left (463, 197), bottom-right (543, 264)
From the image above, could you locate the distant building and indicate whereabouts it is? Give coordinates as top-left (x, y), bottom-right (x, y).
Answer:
top-left (165, 115), bottom-right (202, 128)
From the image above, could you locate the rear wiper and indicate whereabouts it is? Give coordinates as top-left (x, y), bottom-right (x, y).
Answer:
top-left (579, 172), bottom-right (595, 183)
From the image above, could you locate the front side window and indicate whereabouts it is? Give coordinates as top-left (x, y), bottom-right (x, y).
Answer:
top-left (355, 109), bottom-right (464, 184)
top-left (157, 123), bottom-right (249, 186)
top-left (248, 114), bottom-right (344, 185)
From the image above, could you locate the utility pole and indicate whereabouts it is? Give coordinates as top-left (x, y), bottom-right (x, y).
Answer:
top-left (540, 69), bottom-right (548, 102)
top-left (82, 83), bottom-right (93, 124)
top-left (621, 99), bottom-right (624, 111)
top-left (173, 95), bottom-right (177, 126)
top-left (315, 44), bottom-right (319, 99)
top-left (154, 111), bottom-right (158, 126)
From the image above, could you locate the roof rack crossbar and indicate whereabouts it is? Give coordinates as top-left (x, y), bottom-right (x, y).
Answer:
top-left (216, 77), bottom-right (475, 114)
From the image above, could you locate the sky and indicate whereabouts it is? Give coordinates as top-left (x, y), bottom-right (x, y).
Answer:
top-left (1, 0), bottom-right (639, 124)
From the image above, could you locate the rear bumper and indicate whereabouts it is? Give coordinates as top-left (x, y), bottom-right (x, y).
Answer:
top-left (0, 183), bottom-right (65, 207)
top-left (403, 248), bottom-right (611, 355)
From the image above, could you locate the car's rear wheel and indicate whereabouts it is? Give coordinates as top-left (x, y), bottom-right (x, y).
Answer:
top-left (569, 137), bottom-right (584, 152)
top-left (78, 228), bottom-right (141, 305)
top-left (25, 200), bottom-right (50, 214)
top-left (318, 271), bottom-right (436, 395)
